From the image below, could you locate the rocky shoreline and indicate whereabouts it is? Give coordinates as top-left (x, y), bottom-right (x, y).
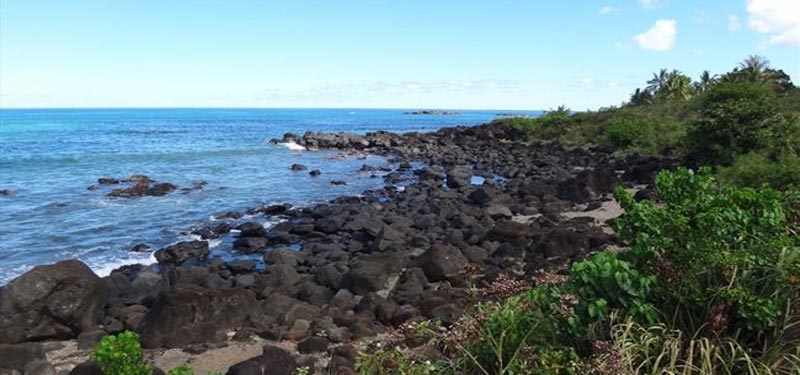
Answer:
top-left (0, 122), bottom-right (676, 374)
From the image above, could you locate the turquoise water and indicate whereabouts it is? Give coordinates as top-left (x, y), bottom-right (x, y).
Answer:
top-left (0, 108), bottom-right (538, 283)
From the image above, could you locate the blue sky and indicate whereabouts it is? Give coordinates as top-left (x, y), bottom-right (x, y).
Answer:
top-left (1, 1), bottom-right (798, 110)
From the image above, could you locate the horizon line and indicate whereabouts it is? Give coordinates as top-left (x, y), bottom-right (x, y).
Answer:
top-left (0, 106), bottom-right (547, 112)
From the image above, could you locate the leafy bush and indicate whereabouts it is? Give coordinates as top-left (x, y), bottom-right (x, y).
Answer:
top-left (91, 331), bottom-right (151, 375)
top-left (687, 82), bottom-right (786, 164)
top-left (168, 365), bottom-right (195, 375)
top-left (567, 251), bottom-right (658, 326)
top-left (600, 119), bottom-right (642, 150)
top-left (615, 167), bottom-right (800, 337)
top-left (718, 152), bottom-right (800, 189)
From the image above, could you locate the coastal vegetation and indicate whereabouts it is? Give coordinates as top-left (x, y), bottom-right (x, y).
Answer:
top-left (492, 55), bottom-right (800, 190)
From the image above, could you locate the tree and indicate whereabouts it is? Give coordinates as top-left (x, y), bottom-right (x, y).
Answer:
top-left (659, 71), bottom-right (695, 101)
top-left (646, 68), bottom-right (669, 94)
top-left (695, 70), bottom-right (717, 93)
top-left (628, 88), bottom-right (653, 106)
top-left (721, 55), bottom-right (795, 92)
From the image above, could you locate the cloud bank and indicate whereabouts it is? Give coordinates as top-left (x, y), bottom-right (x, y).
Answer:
top-left (634, 19), bottom-right (677, 51)
top-left (746, 0), bottom-right (800, 47)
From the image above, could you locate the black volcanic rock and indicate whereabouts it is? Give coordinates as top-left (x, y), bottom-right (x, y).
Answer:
top-left (0, 260), bottom-right (108, 344)
top-left (139, 284), bottom-right (263, 348)
top-left (154, 240), bottom-right (209, 266)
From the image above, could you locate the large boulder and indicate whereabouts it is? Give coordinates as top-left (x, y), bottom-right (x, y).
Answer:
top-left (138, 284), bottom-right (262, 348)
top-left (153, 240), bottom-right (209, 266)
top-left (417, 244), bottom-right (468, 282)
top-left (226, 345), bottom-right (297, 375)
top-left (0, 260), bottom-right (108, 344)
top-left (345, 253), bottom-right (405, 296)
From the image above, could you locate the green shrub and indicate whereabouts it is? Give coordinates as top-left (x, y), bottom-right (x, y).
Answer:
top-left (614, 167), bottom-right (800, 337)
top-left (687, 82), bottom-right (785, 164)
top-left (91, 331), bottom-right (151, 375)
top-left (718, 152), bottom-right (800, 189)
top-left (168, 365), bottom-right (195, 375)
top-left (601, 119), bottom-right (642, 150)
top-left (567, 251), bottom-right (658, 326)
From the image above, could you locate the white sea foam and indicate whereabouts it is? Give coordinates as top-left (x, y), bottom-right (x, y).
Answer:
top-left (92, 252), bottom-right (157, 277)
top-left (284, 141), bottom-right (306, 151)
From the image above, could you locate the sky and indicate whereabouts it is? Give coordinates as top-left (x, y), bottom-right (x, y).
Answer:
top-left (1, 0), bottom-right (798, 110)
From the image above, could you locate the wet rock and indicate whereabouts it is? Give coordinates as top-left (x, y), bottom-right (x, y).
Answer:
top-left (446, 166), bottom-right (472, 189)
top-left (237, 221), bottom-right (267, 237)
top-left (309, 169), bottom-right (321, 176)
top-left (233, 237), bottom-right (269, 253)
top-left (0, 189), bottom-right (15, 196)
top-left (128, 174), bottom-right (150, 185)
top-left (215, 211), bottom-right (244, 220)
top-left (149, 182), bottom-right (177, 196)
top-left (330, 180), bottom-right (347, 186)
top-left (97, 177), bottom-right (120, 185)
top-left (291, 163), bottom-right (307, 171)
top-left (0, 260), bottom-right (108, 344)
top-left (154, 240), bottom-right (209, 266)
top-left (130, 243), bottom-right (151, 252)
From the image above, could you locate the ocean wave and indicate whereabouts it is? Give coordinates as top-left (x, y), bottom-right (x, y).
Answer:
top-left (283, 141), bottom-right (306, 151)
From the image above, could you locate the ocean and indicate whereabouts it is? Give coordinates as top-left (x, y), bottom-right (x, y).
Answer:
top-left (0, 108), bottom-right (538, 284)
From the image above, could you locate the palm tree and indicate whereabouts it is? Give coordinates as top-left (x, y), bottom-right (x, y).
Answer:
top-left (738, 55), bottom-right (770, 82)
top-left (629, 88), bottom-right (653, 106)
top-left (646, 68), bottom-right (669, 94)
top-left (695, 70), bottom-right (717, 93)
top-left (661, 71), bottom-right (695, 101)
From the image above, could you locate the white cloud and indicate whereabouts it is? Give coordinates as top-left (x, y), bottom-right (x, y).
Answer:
top-left (634, 19), bottom-right (677, 51)
top-left (728, 14), bottom-right (742, 31)
top-left (746, 0), bottom-right (800, 46)
top-left (599, 6), bottom-right (618, 15)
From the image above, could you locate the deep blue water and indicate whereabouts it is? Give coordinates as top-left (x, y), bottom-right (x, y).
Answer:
top-left (0, 108), bottom-right (538, 284)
